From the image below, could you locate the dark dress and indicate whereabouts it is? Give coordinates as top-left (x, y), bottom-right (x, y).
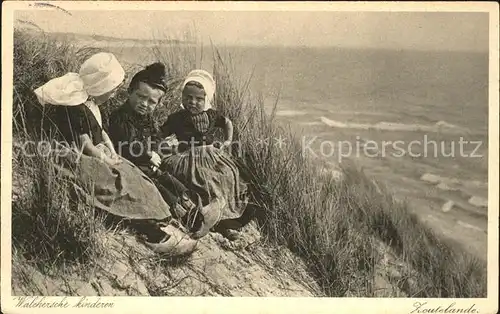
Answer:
top-left (107, 102), bottom-right (194, 214)
top-left (42, 102), bottom-right (173, 224)
top-left (45, 104), bottom-right (103, 147)
top-left (160, 108), bottom-right (227, 151)
top-left (160, 109), bottom-right (248, 222)
top-left (107, 101), bottom-right (163, 173)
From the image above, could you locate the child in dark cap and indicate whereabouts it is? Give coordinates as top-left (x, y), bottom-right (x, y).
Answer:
top-left (108, 63), bottom-right (207, 236)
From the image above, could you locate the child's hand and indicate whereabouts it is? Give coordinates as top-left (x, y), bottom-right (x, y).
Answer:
top-left (105, 155), bottom-right (122, 166)
top-left (158, 135), bottom-right (177, 156)
top-left (149, 151), bottom-right (162, 168)
top-left (219, 140), bottom-right (232, 151)
top-left (110, 152), bottom-right (120, 160)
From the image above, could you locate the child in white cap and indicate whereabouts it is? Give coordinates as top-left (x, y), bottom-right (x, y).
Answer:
top-left (160, 69), bottom-right (249, 240)
top-left (34, 52), bottom-right (125, 166)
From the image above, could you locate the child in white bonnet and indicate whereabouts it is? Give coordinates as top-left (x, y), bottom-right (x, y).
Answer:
top-left (35, 52), bottom-right (125, 166)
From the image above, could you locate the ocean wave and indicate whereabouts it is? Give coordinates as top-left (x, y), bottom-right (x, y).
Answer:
top-left (300, 121), bottom-right (323, 126)
top-left (276, 110), bottom-right (308, 117)
top-left (320, 117), bottom-right (470, 134)
top-left (420, 173), bottom-right (487, 189)
top-left (328, 110), bottom-right (400, 117)
top-left (420, 173), bottom-right (488, 209)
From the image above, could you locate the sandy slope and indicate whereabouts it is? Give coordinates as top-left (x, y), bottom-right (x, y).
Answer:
top-left (13, 218), bottom-right (416, 297)
top-left (12, 222), bottom-right (323, 297)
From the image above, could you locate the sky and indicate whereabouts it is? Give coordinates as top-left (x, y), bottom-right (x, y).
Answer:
top-left (15, 9), bottom-right (489, 51)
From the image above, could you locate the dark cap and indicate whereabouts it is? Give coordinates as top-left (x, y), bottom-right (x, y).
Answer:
top-left (129, 62), bottom-right (168, 92)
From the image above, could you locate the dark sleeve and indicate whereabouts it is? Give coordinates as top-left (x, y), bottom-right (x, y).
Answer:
top-left (151, 119), bottom-right (164, 143)
top-left (107, 112), bottom-right (128, 151)
top-left (148, 120), bottom-right (162, 155)
top-left (210, 109), bottom-right (226, 128)
top-left (160, 114), bottom-right (175, 136)
top-left (108, 113), bottom-right (150, 164)
top-left (67, 106), bottom-right (92, 138)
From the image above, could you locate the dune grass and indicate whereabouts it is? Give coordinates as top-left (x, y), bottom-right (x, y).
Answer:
top-left (10, 28), bottom-right (487, 297)
top-left (12, 29), bottom-right (112, 282)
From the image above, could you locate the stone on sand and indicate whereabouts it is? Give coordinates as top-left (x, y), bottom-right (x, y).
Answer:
top-left (331, 170), bottom-right (344, 181)
top-left (436, 182), bottom-right (459, 192)
top-left (420, 173), bottom-right (442, 184)
top-left (468, 196), bottom-right (488, 208)
top-left (441, 200), bottom-right (454, 213)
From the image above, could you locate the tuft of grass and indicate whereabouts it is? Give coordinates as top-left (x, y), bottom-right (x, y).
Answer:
top-left (11, 28), bottom-right (487, 297)
top-left (13, 29), bottom-right (104, 138)
top-left (12, 29), bottom-right (109, 277)
top-left (12, 132), bottom-right (108, 274)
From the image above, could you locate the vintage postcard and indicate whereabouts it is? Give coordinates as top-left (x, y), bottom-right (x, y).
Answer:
top-left (1, 1), bottom-right (498, 313)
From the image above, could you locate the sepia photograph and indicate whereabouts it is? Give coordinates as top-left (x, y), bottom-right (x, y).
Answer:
top-left (1, 1), bottom-right (498, 313)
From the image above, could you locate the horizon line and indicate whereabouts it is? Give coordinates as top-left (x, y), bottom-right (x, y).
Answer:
top-left (15, 26), bottom-right (489, 54)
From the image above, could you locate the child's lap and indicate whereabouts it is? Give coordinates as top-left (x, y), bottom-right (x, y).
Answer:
top-left (162, 147), bottom-right (238, 179)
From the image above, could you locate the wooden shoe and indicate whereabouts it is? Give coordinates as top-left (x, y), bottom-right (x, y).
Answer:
top-left (220, 228), bottom-right (242, 241)
top-left (191, 198), bottom-right (225, 240)
top-left (145, 224), bottom-right (198, 256)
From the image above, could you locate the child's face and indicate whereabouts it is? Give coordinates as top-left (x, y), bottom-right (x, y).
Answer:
top-left (182, 84), bottom-right (206, 115)
top-left (128, 82), bottom-right (164, 115)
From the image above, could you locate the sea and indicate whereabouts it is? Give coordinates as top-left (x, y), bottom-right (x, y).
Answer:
top-left (108, 45), bottom-right (490, 260)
